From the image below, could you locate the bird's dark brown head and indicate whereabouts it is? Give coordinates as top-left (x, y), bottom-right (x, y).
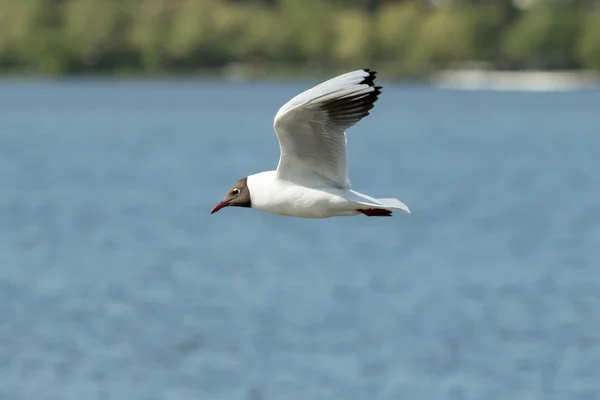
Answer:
top-left (210, 177), bottom-right (251, 214)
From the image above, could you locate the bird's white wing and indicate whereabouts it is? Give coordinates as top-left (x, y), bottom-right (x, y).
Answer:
top-left (273, 69), bottom-right (381, 189)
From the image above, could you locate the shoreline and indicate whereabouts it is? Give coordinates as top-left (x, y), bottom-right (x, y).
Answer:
top-left (430, 69), bottom-right (600, 92)
top-left (2, 66), bottom-right (599, 92)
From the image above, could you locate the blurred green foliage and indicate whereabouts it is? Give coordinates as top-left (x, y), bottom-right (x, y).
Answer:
top-left (0, 0), bottom-right (599, 76)
top-left (504, 2), bottom-right (584, 69)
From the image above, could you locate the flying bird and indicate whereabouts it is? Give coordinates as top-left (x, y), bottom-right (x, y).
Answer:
top-left (211, 69), bottom-right (410, 218)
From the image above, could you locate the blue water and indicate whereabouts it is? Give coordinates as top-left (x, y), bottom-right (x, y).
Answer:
top-left (0, 79), bottom-right (599, 400)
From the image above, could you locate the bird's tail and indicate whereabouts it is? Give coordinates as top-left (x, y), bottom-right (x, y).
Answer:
top-left (346, 190), bottom-right (411, 216)
top-left (376, 198), bottom-right (411, 214)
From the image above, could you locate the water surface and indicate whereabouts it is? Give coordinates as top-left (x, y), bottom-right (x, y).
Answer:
top-left (0, 79), bottom-right (599, 399)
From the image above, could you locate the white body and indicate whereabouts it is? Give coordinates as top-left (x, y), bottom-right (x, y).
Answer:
top-left (247, 171), bottom-right (409, 218)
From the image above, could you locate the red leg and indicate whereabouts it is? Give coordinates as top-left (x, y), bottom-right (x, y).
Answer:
top-left (357, 208), bottom-right (392, 217)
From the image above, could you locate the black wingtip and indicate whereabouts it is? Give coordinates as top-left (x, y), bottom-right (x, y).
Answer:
top-left (373, 87), bottom-right (382, 99)
top-left (360, 69), bottom-right (378, 87)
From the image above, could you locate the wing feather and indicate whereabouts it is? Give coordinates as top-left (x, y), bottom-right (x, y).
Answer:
top-left (273, 69), bottom-right (381, 189)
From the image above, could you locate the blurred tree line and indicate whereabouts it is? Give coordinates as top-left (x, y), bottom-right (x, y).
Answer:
top-left (0, 0), bottom-right (599, 76)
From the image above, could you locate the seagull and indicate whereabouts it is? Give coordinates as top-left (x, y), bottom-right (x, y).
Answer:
top-left (210, 69), bottom-right (410, 218)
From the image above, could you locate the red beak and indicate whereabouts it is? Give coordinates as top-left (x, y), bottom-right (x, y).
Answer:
top-left (210, 199), bottom-right (231, 214)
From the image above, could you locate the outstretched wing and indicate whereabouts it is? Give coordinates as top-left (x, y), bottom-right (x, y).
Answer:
top-left (273, 69), bottom-right (381, 189)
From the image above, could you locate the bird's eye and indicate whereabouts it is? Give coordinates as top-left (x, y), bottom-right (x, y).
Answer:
top-left (232, 188), bottom-right (240, 195)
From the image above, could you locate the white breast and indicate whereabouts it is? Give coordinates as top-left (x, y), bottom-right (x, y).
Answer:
top-left (246, 171), bottom-right (358, 218)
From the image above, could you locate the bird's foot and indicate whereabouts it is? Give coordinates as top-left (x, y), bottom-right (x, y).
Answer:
top-left (357, 208), bottom-right (392, 217)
